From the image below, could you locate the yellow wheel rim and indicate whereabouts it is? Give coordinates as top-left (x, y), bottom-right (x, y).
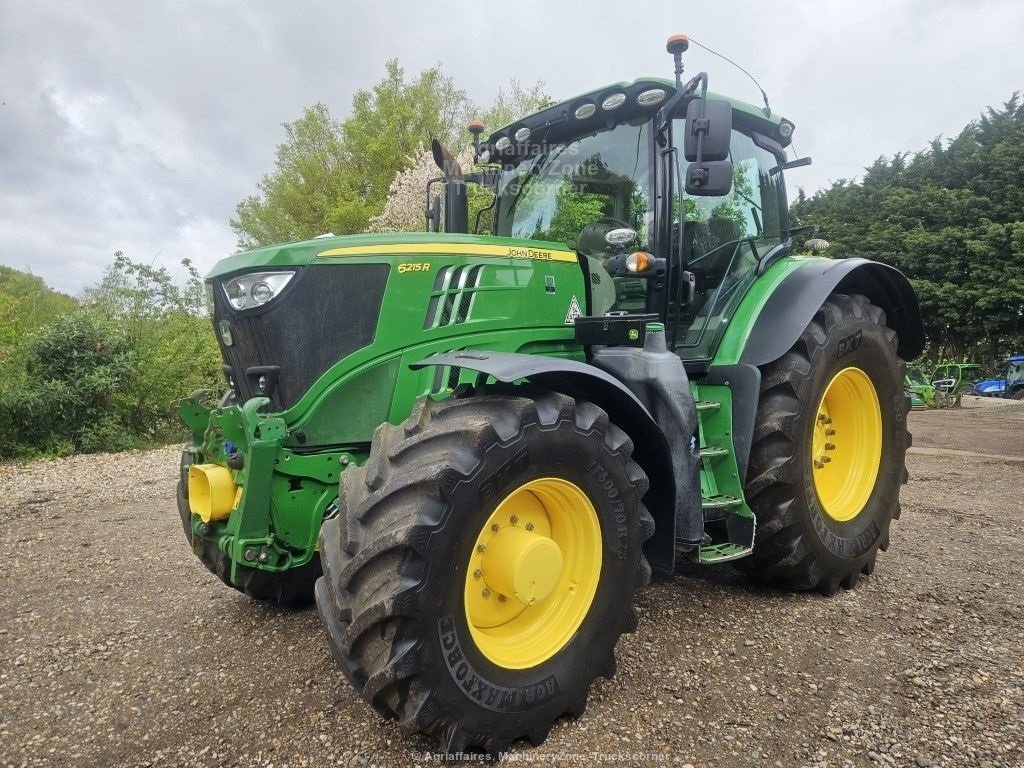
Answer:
top-left (464, 477), bottom-right (602, 670)
top-left (811, 366), bottom-right (883, 522)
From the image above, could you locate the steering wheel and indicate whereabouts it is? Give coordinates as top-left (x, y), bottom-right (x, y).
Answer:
top-left (575, 216), bottom-right (636, 260)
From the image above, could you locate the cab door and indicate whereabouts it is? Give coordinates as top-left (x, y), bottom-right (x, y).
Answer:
top-left (667, 125), bottom-right (788, 362)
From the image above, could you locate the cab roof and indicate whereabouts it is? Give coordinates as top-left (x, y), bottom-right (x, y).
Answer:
top-left (483, 76), bottom-right (792, 164)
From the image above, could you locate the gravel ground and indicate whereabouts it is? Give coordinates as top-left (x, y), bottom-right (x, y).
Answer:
top-left (1, 405), bottom-right (1022, 768)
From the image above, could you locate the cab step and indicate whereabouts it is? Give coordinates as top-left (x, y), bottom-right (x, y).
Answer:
top-left (701, 493), bottom-right (742, 511)
top-left (699, 445), bottom-right (729, 459)
top-left (698, 542), bottom-right (753, 564)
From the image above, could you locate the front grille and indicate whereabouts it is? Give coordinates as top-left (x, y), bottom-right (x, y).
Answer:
top-left (212, 264), bottom-right (389, 410)
top-left (423, 265), bottom-right (484, 329)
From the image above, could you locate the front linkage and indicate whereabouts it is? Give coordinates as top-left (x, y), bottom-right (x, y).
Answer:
top-left (177, 390), bottom-right (349, 600)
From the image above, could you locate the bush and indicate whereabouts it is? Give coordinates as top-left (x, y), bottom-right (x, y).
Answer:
top-left (0, 313), bottom-right (137, 458)
top-left (0, 254), bottom-right (224, 459)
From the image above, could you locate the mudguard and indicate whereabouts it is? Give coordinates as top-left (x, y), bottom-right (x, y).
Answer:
top-left (740, 258), bottom-right (925, 367)
top-left (411, 351), bottom-right (678, 572)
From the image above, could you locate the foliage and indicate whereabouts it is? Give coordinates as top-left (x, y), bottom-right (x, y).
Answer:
top-left (233, 61), bottom-right (471, 247)
top-left (234, 64), bottom-right (548, 246)
top-left (0, 266), bottom-right (76, 378)
top-left (83, 253), bottom-right (222, 443)
top-left (0, 255), bottom-right (222, 459)
top-left (0, 313), bottom-right (136, 457)
top-left (231, 104), bottom-right (353, 249)
top-left (792, 94), bottom-right (1024, 366)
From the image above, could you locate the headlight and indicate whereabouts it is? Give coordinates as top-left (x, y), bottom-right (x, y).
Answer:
top-left (222, 271), bottom-right (295, 311)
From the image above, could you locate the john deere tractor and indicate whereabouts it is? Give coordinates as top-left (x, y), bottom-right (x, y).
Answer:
top-left (177, 35), bottom-right (923, 754)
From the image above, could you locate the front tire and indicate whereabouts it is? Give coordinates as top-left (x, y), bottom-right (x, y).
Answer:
top-left (737, 293), bottom-right (909, 593)
top-left (315, 392), bottom-right (653, 754)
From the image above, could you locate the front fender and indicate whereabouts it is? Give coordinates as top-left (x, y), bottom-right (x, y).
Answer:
top-left (411, 350), bottom-right (677, 572)
top-left (739, 258), bottom-right (925, 367)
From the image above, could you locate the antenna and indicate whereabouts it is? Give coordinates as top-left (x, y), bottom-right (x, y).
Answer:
top-left (666, 34), bottom-right (689, 88)
top-left (687, 36), bottom-right (772, 116)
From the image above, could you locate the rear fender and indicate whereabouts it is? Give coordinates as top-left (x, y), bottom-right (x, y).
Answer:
top-left (739, 258), bottom-right (925, 367)
top-left (411, 351), bottom-right (677, 572)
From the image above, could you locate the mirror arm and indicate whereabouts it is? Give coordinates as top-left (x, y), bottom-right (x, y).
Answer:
top-left (657, 72), bottom-right (707, 135)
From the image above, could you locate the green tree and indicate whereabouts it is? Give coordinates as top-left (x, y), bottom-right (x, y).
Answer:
top-left (83, 253), bottom-right (222, 440)
top-left (232, 60), bottom-right (470, 247)
top-left (791, 93), bottom-right (1024, 366)
top-left (476, 80), bottom-right (550, 134)
top-left (231, 104), bottom-right (352, 249)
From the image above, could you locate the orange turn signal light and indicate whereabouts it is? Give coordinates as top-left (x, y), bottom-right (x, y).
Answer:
top-left (626, 251), bottom-right (651, 273)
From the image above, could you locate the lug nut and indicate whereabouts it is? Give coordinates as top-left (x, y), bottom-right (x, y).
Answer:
top-left (497, 594), bottom-right (507, 603)
top-left (481, 588), bottom-right (491, 598)
top-left (509, 515), bottom-right (519, 525)
top-left (825, 428), bottom-right (836, 436)
top-left (814, 460), bottom-right (824, 470)
top-left (822, 456), bottom-right (832, 463)
top-left (525, 522), bottom-right (535, 531)
top-left (473, 569), bottom-right (482, 579)
top-left (490, 523), bottom-right (500, 532)
top-left (476, 544), bottom-right (486, 553)
top-left (825, 443), bottom-right (836, 451)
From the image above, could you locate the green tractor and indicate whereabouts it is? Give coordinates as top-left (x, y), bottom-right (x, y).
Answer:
top-left (177, 35), bottom-right (923, 754)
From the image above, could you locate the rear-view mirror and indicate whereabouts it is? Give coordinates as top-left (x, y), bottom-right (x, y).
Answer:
top-left (685, 159), bottom-right (734, 196)
top-left (683, 98), bottom-right (732, 162)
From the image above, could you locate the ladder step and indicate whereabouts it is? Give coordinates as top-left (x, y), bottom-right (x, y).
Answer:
top-left (701, 494), bottom-right (742, 511)
top-left (698, 543), bottom-right (753, 564)
top-left (699, 445), bottom-right (729, 459)
top-left (695, 400), bottom-right (721, 412)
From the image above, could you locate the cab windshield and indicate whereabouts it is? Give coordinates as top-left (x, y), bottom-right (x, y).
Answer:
top-left (906, 368), bottom-right (929, 386)
top-left (493, 120), bottom-right (653, 315)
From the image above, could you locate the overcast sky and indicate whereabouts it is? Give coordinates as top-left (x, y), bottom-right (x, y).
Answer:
top-left (2, 0), bottom-right (1022, 294)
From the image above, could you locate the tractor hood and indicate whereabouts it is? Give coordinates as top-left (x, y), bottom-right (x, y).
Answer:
top-left (206, 232), bottom-right (573, 279)
top-left (204, 232), bottom-right (584, 416)
top-left (972, 378), bottom-right (1005, 395)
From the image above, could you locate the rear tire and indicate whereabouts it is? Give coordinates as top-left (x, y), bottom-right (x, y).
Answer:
top-left (315, 392), bottom-right (653, 754)
top-left (736, 293), bottom-right (909, 594)
top-left (176, 450), bottom-right (320, 607)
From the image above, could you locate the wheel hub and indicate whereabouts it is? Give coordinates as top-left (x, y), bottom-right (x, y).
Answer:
top-left (481, 526), bottom-right (563, 606)
top-left (811, 366), bottom-right (883, 522)
top-left (464, 477), bottom-right (602, 670)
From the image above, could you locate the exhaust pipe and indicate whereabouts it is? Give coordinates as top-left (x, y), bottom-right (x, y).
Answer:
top-left (431, 138), bottom-right (468, 234)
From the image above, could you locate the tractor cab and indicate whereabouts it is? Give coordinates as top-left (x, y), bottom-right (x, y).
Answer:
top-left (931, 363), bottom-right (983, 395)
top-left (432, 50), bottom-right (801, 365)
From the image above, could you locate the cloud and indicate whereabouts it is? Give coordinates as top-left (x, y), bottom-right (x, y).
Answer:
top-left (1, 0), bottom-right (1022, 293)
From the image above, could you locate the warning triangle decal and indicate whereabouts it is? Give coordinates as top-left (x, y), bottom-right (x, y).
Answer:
top-left (564, 295), bottom-right (582, 325)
